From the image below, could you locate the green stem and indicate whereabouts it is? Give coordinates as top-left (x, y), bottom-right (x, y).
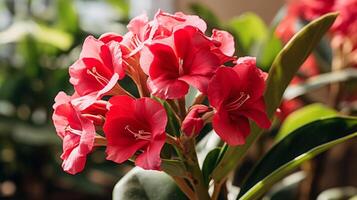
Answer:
top-left (182, 138), bottom-right (211, 200)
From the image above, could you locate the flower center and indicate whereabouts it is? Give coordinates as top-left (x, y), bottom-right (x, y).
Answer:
top-left (178, 58), bottom-right (184, 76)
top-left (125, 125), bottom-right (151, 141)
top-left (86, 67), bottom-right (109, 86)
top-left (65, 125), bottom-right (82, 136)
top-left (225, 92), bottom-right (250, 111)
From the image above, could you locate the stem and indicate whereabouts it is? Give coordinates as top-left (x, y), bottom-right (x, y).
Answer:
top-left (178, 98), bottom-right (187, 121)
top-left (110, 83), bottom-right (134, 97)
top-left (193, 93), bottom-right (206, 105)
top-left (211, 180), bottom-right (224, 200)
top-left (166, 134), bottom-right (182, 150)
top-left (181, 137), bottom-right (211, 200)
top-left (172, 176), bottom-right (197, 200)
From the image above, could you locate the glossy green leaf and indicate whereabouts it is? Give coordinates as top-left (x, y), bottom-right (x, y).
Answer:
top-left (202, 148), bottom-right (221, 186)
top-left (238, 117), bottom-right (357, 199)
top-left (211, 12), bottom-right (338, 182)
top-left (276, 103), bottom-right (337, 141)
top-left (227, 13), bottom-right (267, 55)
top-left (262, 171), bottom-right (305, 200)
top-left (113, 167), bottom-right (188, 200)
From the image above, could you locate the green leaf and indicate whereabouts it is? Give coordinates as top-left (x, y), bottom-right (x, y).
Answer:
top-left (106, 0), bottom-right (129, 18)
top-left (56, 0), bottom-right (79, 33)
top-left (227, 13), bottom-right (267, 55)
top-left (202, 148), bottom-right (221, 186)
top-left (276, 103), bottom-right (337, 141)
top-left (262, 171), bottom-right (305, 200)
top-left (237, 117), bottom-right (357, 200)
top-left (0, 21), bottom-right (73, 50)
top-left (113, 167), bottom-right (188, 200)
top-left (284, 68), bottom-right (357, 100)
top-left (211, 12), bottom-right (338, 182)
top-left (161, 159), bottom-right (187, 178)
top-left (256, 33), bottom-right (283, 71)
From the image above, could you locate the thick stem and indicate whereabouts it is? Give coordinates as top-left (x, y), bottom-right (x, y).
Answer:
top-left (182, 138), bottom-right (211, 200)
top-left (211, 180), bottom-right (224, 200)
top-left (178, 98), bottom-right (187, 121)
top-left (172, 176), bottom-right (197, 200)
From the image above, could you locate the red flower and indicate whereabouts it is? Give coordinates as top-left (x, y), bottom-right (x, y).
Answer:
top-left (69, 35), bottom-right (125, 110)
top-left (207, 57), bottom-right (271, 145)
top-left (181, 105), bottom-right (210, 136)
top-left (140, 26), bottom-right (220, 99)
top-left (123, 10), bottom-right (207, 54)
top-left (52, 92), bottom-right (96, 174)
top-left (103, 96), bottom-right (167, 170)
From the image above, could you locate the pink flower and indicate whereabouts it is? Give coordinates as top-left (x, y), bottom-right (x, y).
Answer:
top-left (140, 26), bottom-right (221, 99)
top-left (332, 0), bottom-right (357, 36)
top-left (103, 96), bottom-right (167, 170)
top-left (181, 105), bottom-right (210, 136)
top-left (210, 29), bottom-right (235, 60)
top-left (52, 92), bottom-right (97, 174)
top-left (69, 34), bottom-right (125, 110)
top-left (122, 10), bottom-right (207, 56)
top-left (207, 57), bottom-right (271, 146)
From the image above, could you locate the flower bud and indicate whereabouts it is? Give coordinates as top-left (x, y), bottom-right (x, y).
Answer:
top-left (181, 105), bottom-right (210, 136)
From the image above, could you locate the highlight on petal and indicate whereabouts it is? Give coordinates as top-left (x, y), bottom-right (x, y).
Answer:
top-left (103, 96), bottom-right (167, 170)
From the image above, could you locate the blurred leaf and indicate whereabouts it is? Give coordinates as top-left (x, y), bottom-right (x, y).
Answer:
top-left (35, 24), bottom-right (73, 50)
top-left (211, 12), bottom-right (338, 182)
top-left (113, 167), bottom-right (188, 200)
top-left (256, 33), bottom-right (283, 71)
top-left (56, 0), bottom-right (79, 33)
top-left (190, 3), bottom-right (221, 30)
top-left (106, 0), bottom-right (129, 18)
top-left (227, 13), bottom-right (267, 54)
top-left (316, 186), bottom-right (357, 200)
top-left (284, 68), bottom-right (357, 100)
top-left (202, 148), bottom-right (220, 186)
top-left (276, 103), bottom-right (337, 141)
top-left (0, 21), bottom-right (73, 50)
top-left (238, 117), bottom-right (357, 200)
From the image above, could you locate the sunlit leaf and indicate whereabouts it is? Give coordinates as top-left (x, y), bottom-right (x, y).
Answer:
top-left (227, 13), bottom-right (267, 55)
top-left (238, 117), bottom-right (357, 200)
top-left (276, 103), bottom-right (337, 141)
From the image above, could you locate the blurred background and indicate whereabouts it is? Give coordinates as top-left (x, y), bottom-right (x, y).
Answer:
top-left (0, 0), bottom-right (356, 200)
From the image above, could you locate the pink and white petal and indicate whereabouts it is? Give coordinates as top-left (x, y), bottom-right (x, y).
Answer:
top-left (79, 36), bottom-right (103, 60)
top-left (99, 32), bottom-right (123, 44)
top-left (211, 29), bottom-right (235, 56)
top-left (62, 147), bottom-right (87, 175)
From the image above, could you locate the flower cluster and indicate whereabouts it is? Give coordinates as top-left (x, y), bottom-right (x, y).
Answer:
top-left (52, 10), bottom-right (271, 174)
top-left (277, 0), bottom-right (357, 62)
top-left (275, 0), bottom-right (357, 119)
